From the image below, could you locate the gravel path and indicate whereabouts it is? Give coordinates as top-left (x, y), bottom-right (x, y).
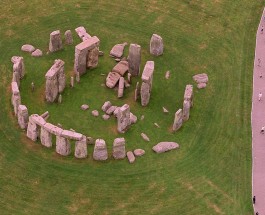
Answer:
top-left (252, 7), bottom-right (265, 215)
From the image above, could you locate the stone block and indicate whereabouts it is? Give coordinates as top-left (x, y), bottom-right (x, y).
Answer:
top-left (150, 34), bottom-right (163, 56)
top-left (112, 137), bottom-right (126, 159)
top-left (93, 139), bottom-right (108, 161)
top-left (75, 136), bottom-right (87, 158)
top-left (128, 44), bottom-right (141, 76)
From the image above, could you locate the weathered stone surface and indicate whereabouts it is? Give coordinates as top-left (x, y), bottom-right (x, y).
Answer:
top-left (140, 82), bottom-right (150, 106)
top-left (112, 61), bottom-right (129, 76)
top-left (183, 100), bottom-right (191, 122)
top-left (130, 112), bottom-right (137, 124)
top-left (30, 114), bottom-right (46, 127)
top-left (11, 56), bottom-right (21, 64)
top-left (27, 115), bottom-right (38, 141)
top-left (110, 43), bottom-right (127, 58)
top-left (31, 49), bottom-right (43, 57)
top-left (40, 111), bottom-right (49, 120)
top-left (102, 101), bottom-right (112, 112)
top-left (141, 133), bottom-right (150, 142)
top-left (40, 126), bottom-right (52, 148)
top-left (128, 44), bottom-right (141, 76)
top-left (102, 114), bottom-right (110, 120)
top-left (64, 30), bottom-right (73, 45)
top-left (106, 72), bottom-right (121, 88)
top-left (12, 57), bottom-right (25, 79)
top-left (141, 61), bottom-right (154, 85)
top-left (74, 36), bottom-right (100, 75)
top-left (91, 110), bottom-right (99, 117)
top-left (165, 71), bottom-right (170, 79)
top-left (21, 44), bottom-right (35, 53)
top-left (17, 105), bottom-right (28, 129)
top-left (150, 34), bottom-right (163, 56)
top-left (173, 109), bottom-right (183, 132)
top-left (118, 77), bottom-right (125, 98)
top-left (43, 123), bottom-right (63, 136)
top-left (12, 94), bottom-right (21, 116)
top-left (113, 107), bottom-right (120, 117)
top-left (11, 81), bottom-right (19, 96)
top-left (106, 106), bottom-right (117, 115)
top-left (93, 139), bottom-right (108, 161)
top-left (112, 137), bottom-right (126, 159)
top-left (134, 82), bottom-right (140, 101)
top-left (197, 83), bottom-right (207, 89)
top-left (49, 30), bottom-right (63, 52)
top-left (54, 59), bottom-right (66, 93)
top-left (75, 26), bottom-right (91, 41)
top-left (127, 151), bottom-right (135, 164)
top-left (117, 104), bottom-right (131, 133)
top-left (61, 130), bottom-right (83, 141)
top-left (133, 149), bottom-right (145, 157)
top-left (115, 58), bottom-right (121, 62)
top-left (163, 107), bottom-right (169, 113)
top-left (75, 136), bottom-right (87, 158)
top-left (76, 71), bottom-right (80, 83)
top-left (193, 73), bottom-right (208, 84)
top-left (81, 104), bottom-right (89, 110)
top-left (152, 142), bottom-right (179, 153)
top-left (184, 84), bottom-right (193, 107)
top-left (56, 135), bottom-right (71, 156)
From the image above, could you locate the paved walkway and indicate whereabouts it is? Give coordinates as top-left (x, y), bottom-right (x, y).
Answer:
top-left (252, 7), bottom-right (265, 215)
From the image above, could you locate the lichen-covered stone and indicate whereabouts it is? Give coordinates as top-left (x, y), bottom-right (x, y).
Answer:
top-left (40, 126), bottom-right (52, 148)
top-left (110, 43), bottom-right (127, 58)
top-left (49, 30), bottom-right (63, 52)
top-left (27, 116), bottom-right (38, 141)
top-left (140, 82), bottom-right (150, 106)
top-left (184, 84), bottom-right (193, 107)
top-left (183, 100), bottom-right (191, 122)
top-left (152, 142), bottom-right (179, 153)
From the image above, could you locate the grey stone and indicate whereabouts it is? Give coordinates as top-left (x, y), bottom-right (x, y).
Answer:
top-left (102, 114), bottom-right (110, 120)
top-left (118, 77), bottom-right (125, 98)
top-left (117, 104), bottom-right (131, 133)
top-left (152, 142), bottom-right (179, 153)
top-left (133, 149), bottom-right (145, 157)
top-left (106, 106), bottom-right (117, 115)
top-left (134, 82), bottom-right (140, 101)
top-left (113, 107), bottom-right (121, 118)
top-left (193, 73), bottom-right (208, 84)
top-left (93, 139), bottom-right (108, 161)
top-left (106, 72), bottom-right (121, 88)
top-left (12, 57), bottom-right (25, 79)
top-left (56, 135), bottom-right (71, 156)
top-left (12, 71), bottom-right (20, 88)
top-left (102, 101), bottom-right (112, 112)
top-left (75, 26), bottom-right (91, 41)
top-left (150, 34), bottom-right (163, 56)
top-left (61, 130), bottom-right (83, 141)
top-left (112, 61), bottom-right (129, 76)
top-left (115, 58), bottom-right (121, 62)
top-left (31, 49), bottom-right (43, 57)
top-left (128, 44), bottom-right (141, 76)
top-left (81, 104), bottom-right (89, 110)
top-left (75, 136), bottom-right (87, 158)
top-left (87, 46), bottom-right (99, 69)
top-left (110, 42), bottom-right (127, 58)
top-left (49, 30), bottom-right (63, 52)
top-left (141, 133), bottom-right (150, 142)
top-left (21, 44), bottom-right (35, 53)
top-left (17, 105), bottom-right (28, 129)
top-left (140, 82), bottom-right (150, 106)
top-left (172, 109), bottom-right (183, 132)
top-left (184, 84), bottom-right (193, 107)
top-left (40, 126), bottom-right (52, 148)
top-left (127, 151), bottom-right (135, 164)
top-left (11, 82), bottom-right (21, 116)
top-left (91, 110), bottom-right (99, 117)
top-left (64, 30), bottom-right (73, 45)
top-left (43, 123), bottom-right (63, 136)
top-left (112, 137), bottom-right (126, 159)
top-left (141, 61), bottom-right (154, 86)
top-left (183, 100), bottom-right (191, 122)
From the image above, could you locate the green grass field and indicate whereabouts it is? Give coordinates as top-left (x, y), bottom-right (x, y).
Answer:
top-left (0, 0), bottom-right (261, 214)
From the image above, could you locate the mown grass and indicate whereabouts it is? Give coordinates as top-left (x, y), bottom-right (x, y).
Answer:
top-left (0, 0), bottom-right (260, 214)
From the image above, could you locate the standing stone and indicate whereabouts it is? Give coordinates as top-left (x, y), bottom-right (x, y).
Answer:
top-left (140, 82), bottom-right (150, 106)
top-left (134, 82), bottom-right (140, 101)
top-left (31, 49), bottom-right (43, 57)
top-left (172, 109), bottom-right (183, 132)
top-left (150, 34), bottom-right (163, 56)
top-left (75, 136), bottom-right (87, 158)
top-left (49, 30), bottom-right (63, 52)
top-left (70, 76), bottom-right (74, 88)
top-left (58, 94), bottom-right (62, 103)
top-left (128, 44), bottom-right (141, 76)
top-left (64, 30), bottom-right (73, 45)
top-left (118, 77), bottom-right (125, 98)
top-left (13, 57), bottom-right (25, 79)
top-left (102, 101), bottom-right (112, 112)
top-left (40, 126), bottom-right (52, 148)
top-left (56, 60), bottom-right (66, 93)
top-left (112, 138), bottom-right (126, 159)
top-left (76, 71), bottom-right (80, 83)
top-left (87, 46), bottom-right (99, 69)
top-left (110, 42), bottom-right (127, 58)
top-left (26, 116), bottom-right (38, 141)
top-left (11, 82), bottom-right (21, 116)
top-left (17, 105), bottom-right (28, 129)
top-left (184, 84), bottom-right (193, 107)
top-left (56, 135), bottom-right (71, 156)
top-left (183, 100), bottom-right (191, 122)
top-left (45, 68), bottom-right (58, 102)
top-left (93, 139), bottom-right (108, 161)
top-left (117, 104), bottom-right (131, 133)
top-left (12, 71), bottom-right (20, 88)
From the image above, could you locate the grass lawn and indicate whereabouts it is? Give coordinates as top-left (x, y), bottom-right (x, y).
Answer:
top-left (0, 0), bottom-right (260, 214)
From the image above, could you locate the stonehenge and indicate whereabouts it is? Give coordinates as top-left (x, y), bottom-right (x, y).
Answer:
top-left (133, 149), bottom-right (145, 157)
top-left (56, 135), bottom-right (71, 156)
top-left (74, 36), bottom-right (100, 76)
top-left (193, 73), bottom-right (208, 89)
top-left (183, 100), bottom-right (191, 122)
top-left (141, 61), bottom-right (154, 106)
top-left (93, 139), bottom-right (108, 161)
top-left (17, 105), bottom-right (28, 129)
top-left (112, 138), bottom-right (126, 159)
top-left (134, 82), bottom-right (140, 101)
top-left (117, 104), bottom-right (131, 133)
top-left (127, 151), bottom-right (135, 164)
top-left (45, 59), bottom-right (65, 103)
top-left (31, 49), bottom-right (43, 57)
top-left (118, 77), bottom-right (125, 98)
top-left (172, 109), bottom-right (183, 132)
top-left (184, 84), bottom-right (193, 107)
top-left (49, 30), bottom-right (63, 52)
top-left (150, 34), bottom-right (163, 56)
top-left (128, 44), bottom-right (141, 76)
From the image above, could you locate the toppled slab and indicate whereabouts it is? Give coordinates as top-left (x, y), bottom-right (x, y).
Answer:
top-left (21, 44), bottom-right (35, 53)
top-left (110, 43), bottom-right (127, 58)
top-left (152, 142), bottom-right (179, 153)
top-left (106, 72), bottom-right (121, 88)
top-left (106, 106), bottom-right (117, 115)
top-left (141, 133), bottom-right (150, 142)
top-left (193, 73), bottom-right (208, 84)
top-left (81, 104), bottom-right (89, 110)
top-left (134, 149), bottom-right (145, 157)
top-left (127, 151), bottom-right (135, 164)
top-left (112, 60), bottom-right (129, 76)
top-left (31, 49), bottom-right (43, 57)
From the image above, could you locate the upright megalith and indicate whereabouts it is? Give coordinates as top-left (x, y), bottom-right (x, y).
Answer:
top-left (45, 59), bottom-right (65, 102)
top-left (112, 138), bottom-right (126, 159)
top-left (140, 61), bottom-right (154, 106)
top-left (74, 36), bottom-right (100, 76)
top-left (75, 135), bottom-right (87, 158)
top-left (183, 100), bottom-right (191, 122)
top-left (150, 34), bottom-right (163, 56)
top-left (117, 104), bottom-right (131, 133)
top-left (56, 135), bottom-right (71, 156)
top-left (93, 139), bottom-right (108, 161)
top-left (26, 114), bottom-right (45, 141)
top-left (118, 77), bottom-right (125, 98)
top-left (75, 26), bottom-right (91, 41)
top-left (12, 56), bottom-right (25, 79)
top-left (128, 44), bottom-right (141, 76)
top-left (172, 109), bottom-right (183, 132)
top-left (64, 30), bottom-right (73, 45)
top-left (12, 71), bottom-right (20, 88)
top-left (40, 126), bottom-right (52, 148)
top-left (49, 30), bottom-right (63, 52)
top-left (11, 82), bottom-right (21, 116)
top-left (184, 84), bottom-right (193, 107)
top-left (17, 105), bottom-right (28, 129)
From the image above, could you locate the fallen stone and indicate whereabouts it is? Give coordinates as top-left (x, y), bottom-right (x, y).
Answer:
top-left (152, 142), bottom-right (179, 153)
top-left (31, 49), bottom-right (43, 57)
top-left (118, 77), bottom-right (125, 98)
top-left (193, 73), bottom-right (208, 84)
top-left (110, 43), bottom-right (127, 58)
top-left (102, 101), bottom-right (112, 112)
top-left (106, 72), bottom-right (121, 88)
top-left (106, 106), bottom-right (117, 115)
top-left (112, 61), bottom-right (129, 76)
top-left (141, 133), bottom-right (150, 142)
top-left (75, 136), bottom-right (87, 158)
top-left (21, 44), bottom-right (35, 53)
top-left (93, 139), bottom-right (108, 161)
top-left (172, 109), bottom-right (183, 132)
top-left (130, 112), bottom-right (137, 124)
top-left (165, 71), bottom-right (170, 79)
top-left (197, 83), bottom-right (207, 89)
top-left (102, 114), bottom-right (110, 120)
top-left (81, 104), bottom-right (89, 110)
top-left (127, 151), bottom-right (135, 163)
top-left (113, 107), bottom-right (120, 117)
top-left (133, 149), bottom-right (145, 157)
top-left (113, 137), bottom-right (126, 159)
top-left (141, 82), bottom-right (151, 106)
top-left (184, 84), bottom-right (193, 107)
top-left (40, 126), bottom-right (52, 148)
top-left (49, 30), bottom-right (63, 52)
top-left (64, 30), bottom-right (73, 45)
top-left (128, 44), bottom-right (141, 76)
top-left (91, 110), bottom-right (99, 117)
top-left (163, 107), bottom-right (169, 113)
top-left (150, 34), bottom-right (163, 56)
